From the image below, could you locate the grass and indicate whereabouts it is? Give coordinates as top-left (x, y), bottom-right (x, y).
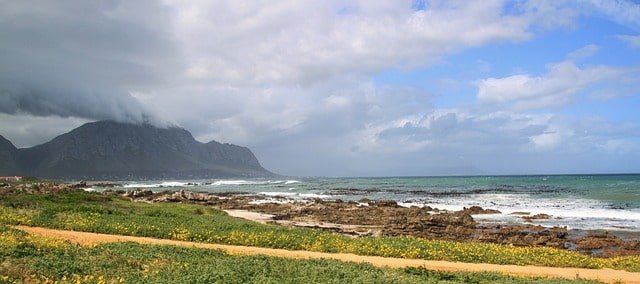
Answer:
top-left (0, 189), bottom-right (639, 273)
top-left (0, 226), bottom-right (601, 283)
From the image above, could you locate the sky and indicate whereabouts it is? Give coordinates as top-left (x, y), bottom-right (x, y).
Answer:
top-left (1, 0), bottom-right (639, 177)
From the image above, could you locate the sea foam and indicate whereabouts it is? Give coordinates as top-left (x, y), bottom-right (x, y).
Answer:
top-left (123, 181), bottom-right (192, 188)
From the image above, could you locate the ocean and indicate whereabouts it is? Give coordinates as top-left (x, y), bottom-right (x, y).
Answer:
top-left (90, 174), bottom-right (640, 233)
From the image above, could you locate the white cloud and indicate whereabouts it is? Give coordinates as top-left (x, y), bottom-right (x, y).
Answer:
top-left (530, 132), bottom-right (562, 149)
top-left (0, 1), bottom-right (583, 129)
top-left (355, 109), bottom-right (548, 153)
top-left (600, 139), bottom-right (636, 153)
top-left (476, 48), bottom-right (624, 109)
top-left (164, 0), bottom-right (567, 87)
top-left (324, 95), bottom-right (351, 109)
top-left (617, 34), bottom-right (640, 48)
top-left (1, 1), bottom-right (639, 176)
top-left (353, 107), bottom-right (640, 166)
top-left (515, 0), bottom-right (579, 29)
top-left (567, 44), bottom-right (600, 60)
top-left (584, 0), bottom-right (640, 28)
top-left (529, 124), bottom-right (570, 150)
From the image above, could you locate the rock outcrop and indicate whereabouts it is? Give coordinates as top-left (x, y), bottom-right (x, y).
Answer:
top-left (110, 188), bottom-right (640, 257)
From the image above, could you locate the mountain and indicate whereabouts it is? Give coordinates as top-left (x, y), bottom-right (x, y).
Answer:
top-left (0, 135), bottom-right (21, 175)
top-left (1, 121), bottom-right (274, 179)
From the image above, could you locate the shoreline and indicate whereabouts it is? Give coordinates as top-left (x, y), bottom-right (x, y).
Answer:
top-left (4, 181), bottom-right (640, 282)
top-left (4, 181), bottom-right (639, 257)
top-left (81, 176), bottom-right (640, 234)
top-left (117, 188), bottom-right (640, 258)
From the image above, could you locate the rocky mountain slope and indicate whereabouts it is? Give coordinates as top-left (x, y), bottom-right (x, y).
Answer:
top-left (0, 135), bottom-right (20, 174)
top-left (0, 121), bottom-right (274, 179)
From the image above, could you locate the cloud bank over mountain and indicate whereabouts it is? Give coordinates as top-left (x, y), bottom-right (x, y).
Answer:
top-left (1, 0), bottom-right (639, 176)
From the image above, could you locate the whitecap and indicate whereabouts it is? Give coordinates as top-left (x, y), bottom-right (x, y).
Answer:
top-left (397, 202), bottom-right (427, 208)
top-left (258, 192), bottom-right (331, 199)
top-left (258, 191), bottom-right (297, 197)
top-left (249, 198), bottom-right (304, 205)
top-left (123, 181), bottom-right (191, 188)
top-left (123, 183), bottom-right (160, 188)
top-left (298, 193), bottom-right (331, 199)
top-left (211, 180), bottom-right (259, 186)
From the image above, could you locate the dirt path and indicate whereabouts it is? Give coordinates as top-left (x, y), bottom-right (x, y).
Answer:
top-left (15, 226), bottom-right (640, 284)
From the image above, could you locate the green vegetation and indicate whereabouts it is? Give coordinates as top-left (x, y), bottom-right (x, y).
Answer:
top-left (19, 176), bottom-right (41, 182)
top-left (0, 226), bottom-right (600, 283)
top-left (1, 189), bottom-right (639, 273)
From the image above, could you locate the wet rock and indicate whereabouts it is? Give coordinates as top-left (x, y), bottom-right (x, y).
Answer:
top-left (571, 232), bottom-right (640, 257)
top-left (71, 181), bottom-right (87, 188)
top-left (124, 189), bottom-right (154, 198)
top-left (475, 225), bottom-right (569, 248)
top-left (368, 199), bottom-right (398, 207)
top-left (92, 182), bottom-right (117, 187)
top-left (522, 213), bottom-right (552, 222)
top-left (577, 232), bottom-right (620, 249)
top-left (104, 189), bottom-right (126, 195)
top-left (461, 206), bottom-right (501, 215)
top-left (564, 242), bottom-right (578, 251)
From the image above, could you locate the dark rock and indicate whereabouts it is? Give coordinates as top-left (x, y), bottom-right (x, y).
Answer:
top-left (124, 189), bottom-right (154, 198)
top-left (368, 200), bottom-right (398, 207)
top-left (522, 213), bottom-right (552, 222)
top-left (461, 206), bottom-right (501, 215)
top-left (72, 181), bottom-right (88, 188)
top-left (564, 242), bottom-right (578, 251)
top-left (92, 182), bottom-right (118, 187)
top-left (117, 190), bottom-right (640, 257)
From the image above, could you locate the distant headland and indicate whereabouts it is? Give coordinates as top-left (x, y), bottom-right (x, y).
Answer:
top-left (0, 120), bottom-right (275, 180)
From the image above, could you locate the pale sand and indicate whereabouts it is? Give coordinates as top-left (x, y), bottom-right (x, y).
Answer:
top-left (223, 210), bottom-right (275, 224)
top-left (15, 226), bottom-right (640, 284)
top-left (224, 209), bottom-right (381, 236)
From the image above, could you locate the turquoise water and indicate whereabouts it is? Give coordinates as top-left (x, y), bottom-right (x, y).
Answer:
top-left (96, 174), bottom-right (640, 232)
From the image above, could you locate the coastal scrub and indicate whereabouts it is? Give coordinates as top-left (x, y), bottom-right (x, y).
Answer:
top-left (0, 189), bottom-right (639, 272)
top-left (0, 226), bottom-right (601, 283)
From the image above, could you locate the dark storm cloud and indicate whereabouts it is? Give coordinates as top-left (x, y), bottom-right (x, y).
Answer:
top-left (0, 85), bottom-right (152, 122)
top-left (0, 1), bottom-right (178, 123)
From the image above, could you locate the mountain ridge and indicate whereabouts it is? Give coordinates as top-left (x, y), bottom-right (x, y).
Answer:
top-left (0, 134), bottom-right (21, 174)
top-left (0, 120), bottom-right (274, 179)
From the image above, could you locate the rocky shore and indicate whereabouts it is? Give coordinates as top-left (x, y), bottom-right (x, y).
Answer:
top-left (117, 188), bottom-right (640, 257)
top-left (3, 182), bottom-right (639, 258)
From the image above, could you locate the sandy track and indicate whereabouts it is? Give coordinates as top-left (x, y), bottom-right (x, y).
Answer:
top-left (15, 226), bottom-right (640, 284)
